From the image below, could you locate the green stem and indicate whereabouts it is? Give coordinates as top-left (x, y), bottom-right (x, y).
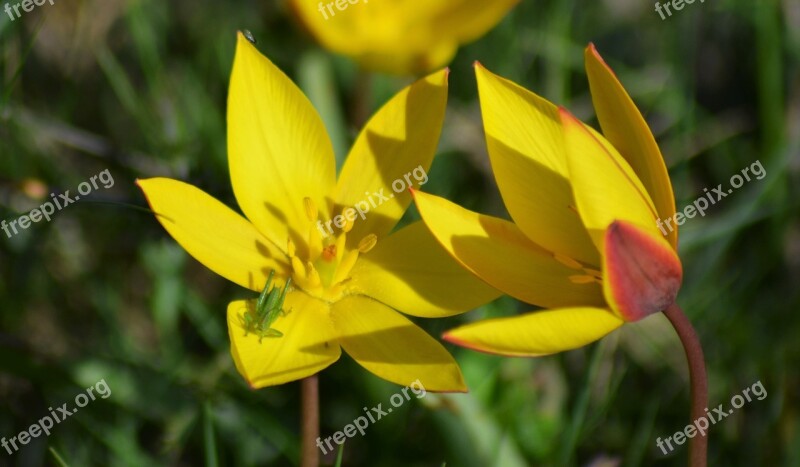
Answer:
top-left (301, 375), bottom-right (320, 467)
top-left (663, 303), bottom-right (708, 467)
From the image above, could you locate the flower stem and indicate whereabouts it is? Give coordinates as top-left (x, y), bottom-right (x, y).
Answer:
top-left (301, 375), bottom-right (319, 467)
top-left (352, 69), bottom-right (371, 128)
top-left (663, 303), bottom-right (708, 467)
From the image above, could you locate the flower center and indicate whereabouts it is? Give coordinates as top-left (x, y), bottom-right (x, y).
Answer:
top-left (287, 197), bottom-right (377, 302)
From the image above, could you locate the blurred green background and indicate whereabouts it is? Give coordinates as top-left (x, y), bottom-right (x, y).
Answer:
top-left (1, 0), bottom-right (798, 465)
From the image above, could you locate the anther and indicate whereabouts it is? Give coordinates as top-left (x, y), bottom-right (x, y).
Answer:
top-left (343, 212), bottom-right (355, 233)
top-left (569, 275), bottom-right (597, 284)
top-left (554, 253), bottom-right (583, 270)
top-left (358, 234), bottom-right (377, 253)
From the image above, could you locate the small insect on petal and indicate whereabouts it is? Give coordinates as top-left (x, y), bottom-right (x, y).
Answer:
top-left (604, 220), bottom-right (683, 321)
top-left (241, 270), bottom-right (292, 342)
top-left (243, 30), bottom-right (257, 44)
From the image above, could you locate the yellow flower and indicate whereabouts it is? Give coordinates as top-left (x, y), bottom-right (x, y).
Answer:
top-left (137, 32), bottom-right (498, 390)
top-left (413, 44), bottom-right (682, 356)
top-left (288, 0), bottom-right (519, 74)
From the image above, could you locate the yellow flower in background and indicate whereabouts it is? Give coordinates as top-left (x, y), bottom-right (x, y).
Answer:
top-left (413, 45), bottom-right (682, 356)
top-left (138, 32), bottom-right (499, 390)
top-left (288, 0), bottom-right (519, 74)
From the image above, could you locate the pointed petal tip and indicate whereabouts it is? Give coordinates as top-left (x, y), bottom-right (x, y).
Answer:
top-left (585, 43), bottom-right (617, 78)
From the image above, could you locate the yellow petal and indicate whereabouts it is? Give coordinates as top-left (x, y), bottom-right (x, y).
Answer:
top-left (413, 190), bottom-right (606, 308)
top-left (330, 296), bottom-right (466, 392)
top-left (227, 293), bottom-right (340, 388)
top-left (137, 177), bottom-right (288, 291)
top-left (475, 64), bottom-right (600, 265)
top-left (444, 307), bottom-right (624, 357)
top-left (428, 0), bottom-right (520, 44)
top-left (585, 44), bottom-right (678, 249)
top-left (559, 108), bottom-right (659, 251)
top-left (288, 0), bottom-right (517, 74)
top-left (334, 69), bottom-right (448, 243)
top-left (228, 32), bottom-right (335, 251)
top-left (603, 220), bottom-right (682, 321)
top-left (349, 222), bottom-right (501, 318)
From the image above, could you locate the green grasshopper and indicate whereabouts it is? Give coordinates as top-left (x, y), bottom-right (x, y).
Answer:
top-left (242, 270), bottom-right (292, 342)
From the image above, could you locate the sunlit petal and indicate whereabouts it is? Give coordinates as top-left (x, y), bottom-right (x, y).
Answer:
top-left (349, 222), bottom-right (501, 318)
top-left (335, 70), bottom-right (448, 243)
top-left (228, 32), bottom-right (336, 252)
top-left (560, 108), bottom-right (659, 251)
top-left (475, 64), bottom-right (599, 265)
top-left (444, 307), bottom-right (624, 357)
top-left (227, 293), bottom-right (340, 388)
top-left (137, 177), bottom-right (288, 291)
top-left (413, 190), bottom-right (606, 308)
top-left (331, 296), bottom-right (467, 392)
top-left (585, 44), bottom-right (678, 248)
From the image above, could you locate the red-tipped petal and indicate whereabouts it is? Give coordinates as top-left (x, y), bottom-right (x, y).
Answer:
top-left (603, 220), bottom-right (682, 321)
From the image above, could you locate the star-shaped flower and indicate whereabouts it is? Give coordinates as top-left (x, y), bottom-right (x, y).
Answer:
top-left (138, 32), bottom-right (498, 389)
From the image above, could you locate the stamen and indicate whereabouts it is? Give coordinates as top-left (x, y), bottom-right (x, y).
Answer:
top-left (358, 234), bottom-right (378, 253)
top-left (306, 262), bottom-right (322, 287)
top-left (554, 253), bottom-right (583, 270)
top-left (308, 224), bottom-right (323, 261)
top-left (335, 232), bottom-right (347, 259)
top-left (343, 212), bottom-right (355, 233)
top-left (291, 256), bottom-right (306, 277)
top-left (303, 197), bottom-right (318, 222)
top-left (333, 250), bottom-right (359, 285)
top-left (583, 267), bottom-right (603, 279)
top-left (569, 275), bottom-right (597, 284)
